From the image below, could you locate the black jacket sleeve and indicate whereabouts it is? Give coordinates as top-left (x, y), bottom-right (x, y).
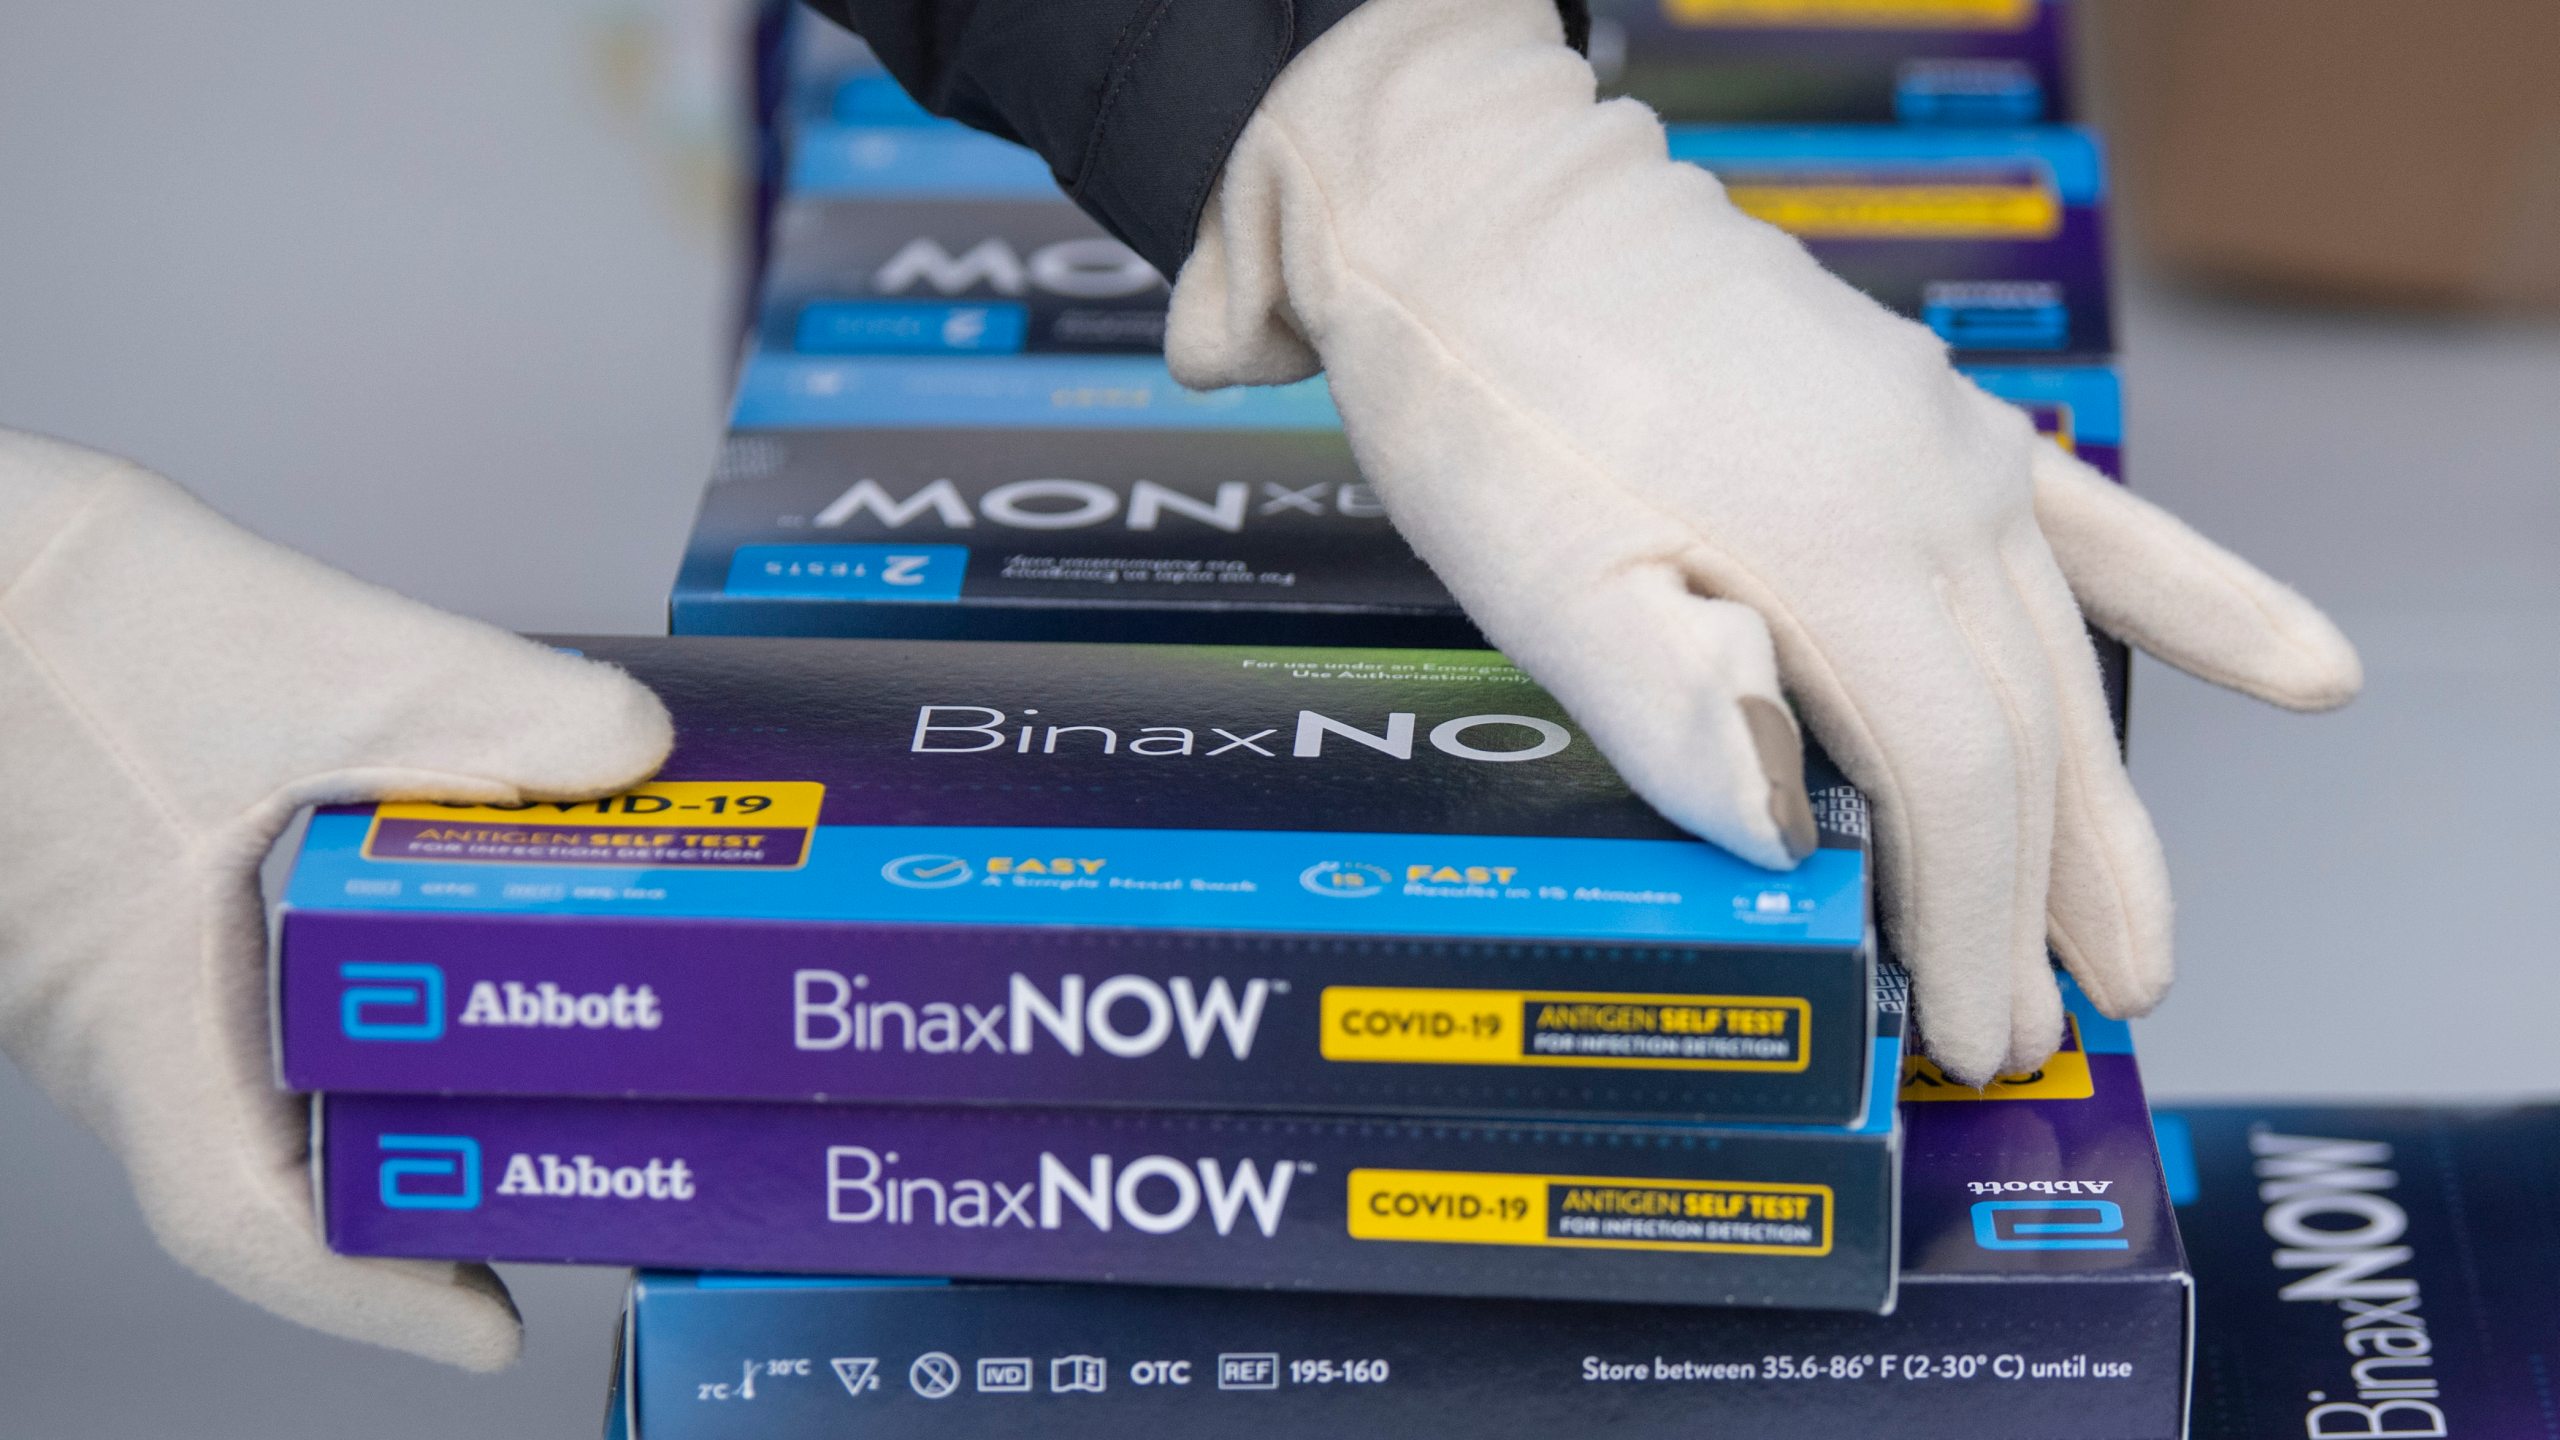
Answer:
top-left (804, 0), bottom-right (1589, 280)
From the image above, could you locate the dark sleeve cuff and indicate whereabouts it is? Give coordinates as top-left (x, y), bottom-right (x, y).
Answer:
top-left (809, 0), bottom-right (1591, 280)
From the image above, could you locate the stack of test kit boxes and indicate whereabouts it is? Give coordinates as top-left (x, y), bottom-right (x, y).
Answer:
top-left (286, 635), bottom-right (1898, 1311)
top-left (279, 3), bottom-right (2187, 1436)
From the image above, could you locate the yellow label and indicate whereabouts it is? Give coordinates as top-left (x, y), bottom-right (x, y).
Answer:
top-left (1900, 1016), bottom-right (2095, 1101)
top-left (1726, 182), bottom-right (2060, 239)
top-left (1665, 0), bottom-right (2035, 30)
top-left (1348, 1169), bottom-right (1832, 1256)
top-left (1320, 988), bottom-right (1810, 1072)
top-left (366, 781), bottom-right (826, 869)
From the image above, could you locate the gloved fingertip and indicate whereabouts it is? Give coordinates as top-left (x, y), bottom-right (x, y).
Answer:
top-left (571, 660), bottom-right (678, 784)
top-left (1914, 1012), bottom-right (2008, 1092)
top-left (2078, 972), bottom-right (2171, 1022)
top-left (155, 1204), bottom-right (527, 1372)
top-left (1928, 1046), bottom-right (2000, 1093)
top-left (487, 650), bottom-right (676, 802)
top-left (2255, 605), bottom-right (2364, 714)
top-left (430, 1308), bottom-right (526, 1375)
top-left (2049, 920), bottom-right (2174, 1023)
top-left (1772, 790), bottom-right (1817, 864)
top-left (327, 1259), bottom-right (524, 1372)
top-left (2028, 440), bottom-right (2364, 715)
top-left (1737, 695), bottom-right (1817, 866)
top-left (2001, 1001), bottom-right (2066, 1079)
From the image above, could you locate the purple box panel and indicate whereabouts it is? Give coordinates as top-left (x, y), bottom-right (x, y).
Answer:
top-left (283, 908), bottom-right (1880, 1123)
top-left (321, 1092), bottom-right (1898, 1311)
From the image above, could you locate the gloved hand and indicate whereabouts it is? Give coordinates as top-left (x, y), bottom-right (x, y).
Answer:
top-left (0, 429), bottom-right (672, 1368)
top-left (1167, 0), bottom-right (2359, 1084)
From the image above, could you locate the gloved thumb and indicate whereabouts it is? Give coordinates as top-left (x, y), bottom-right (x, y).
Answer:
top-left (271, 624), bottom-right (677, 818)
top-left (1, 448), bottom-right (675, 823)
top-left (2028, 444), bottom-right (2361, 712)
top-left (0, 430), bottom-right (659, 1371)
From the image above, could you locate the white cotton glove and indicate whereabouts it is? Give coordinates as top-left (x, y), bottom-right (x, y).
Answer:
top-left (0, 429), bottom-right (672, 1368)
top-left (1166, 0), bottom-right (2360, 1085)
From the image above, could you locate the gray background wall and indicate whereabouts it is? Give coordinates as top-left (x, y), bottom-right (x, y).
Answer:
top-left (3, 1), bottom-right (2555, 1434)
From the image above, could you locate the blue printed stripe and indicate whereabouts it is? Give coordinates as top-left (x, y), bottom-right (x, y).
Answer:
top-left (287, 815), bottom-right (1865, 948)
top-left (2151, 1113), bottom-right (2198, 1205)
top-left (788, 122), bottom-right (2109, 204)
top-left (795, 301), bottom-right (1030, 355)
top-left (724, 544), bottom-right (969, 601)
top-left (730, 354), bottom-right (2102, 440)
top-left (673, 1273), bottom-right (951, 1293)
top-left (729, 353), bottom-right (1342, 430)
top-left (1856, 1034), bottom-right (1900, 1135)
top-left (783, 123), bottom-right (2106, 206)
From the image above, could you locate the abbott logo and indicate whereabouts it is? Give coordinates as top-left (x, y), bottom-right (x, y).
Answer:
top-left (882, 854), bottom-right (975, 889)
top-left (1971, 1199), bottom-right (2128, 1251)
top-left (341, 962), bottom-right (445, 1042)
top-left (379, 1134), bottom-right (482, 1211)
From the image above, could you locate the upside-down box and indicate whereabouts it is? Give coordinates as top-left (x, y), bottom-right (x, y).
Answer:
top-left (674, 421), bottom-right (1464, 648)
top-left (671, 361), bottom-right (2121, 669)
top-left (2162, 1102), bottom-right (2560, 1440)
top-left (280, 636), bottom-right (1878, 1125)
top-left (601, 977), bottom-right (2183, 1439)
top-left (755, 125), bottom-right (2110, 361)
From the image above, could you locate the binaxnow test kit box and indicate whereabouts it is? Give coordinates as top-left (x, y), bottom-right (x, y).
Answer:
top-left (279, 636), bottom-right (1878, 1125)
top-left (672, 420), bottom-right (1470, 647)
top-left (763, 195), bottom-right (1169, 357)
top-left (600, 976), bottom-right (2182, 1440)
top-left (670, 361), bottom-right (2124, 669)
top-left (1668, 126), bottom-right (2114, 358)
top-left (752, 125), bottom-right (2110, 362)
top-left (2161, 1102), bottom-right (2560, 1440)
top-left (1588, 0), bottom-right (2076, 126)
top-left (318, 1041), bottom-right (1898, 1311)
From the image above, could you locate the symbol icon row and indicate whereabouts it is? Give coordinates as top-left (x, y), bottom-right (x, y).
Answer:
top-left (896, 1352), bottom-right (1109, 1398)
top-left (837, 1350), bottom-right (1288, 1400)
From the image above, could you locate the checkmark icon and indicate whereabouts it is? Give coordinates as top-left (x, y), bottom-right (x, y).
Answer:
top-left (881, 853), bottom-right (976, 889)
